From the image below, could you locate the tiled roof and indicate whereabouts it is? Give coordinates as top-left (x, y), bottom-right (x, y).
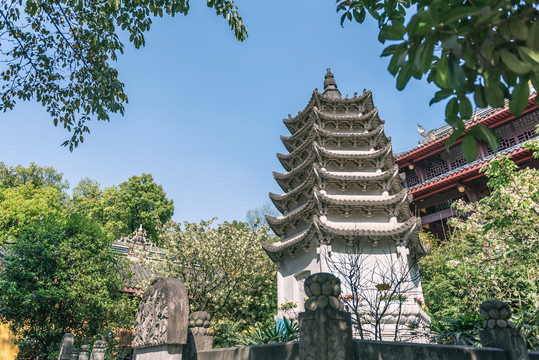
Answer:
top-left (397, 93), bottom-right (537, 163)
top-left (408, 143), bottom-right (533, 200)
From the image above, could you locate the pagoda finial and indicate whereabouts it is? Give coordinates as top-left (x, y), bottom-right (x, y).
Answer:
top-left (323, 68), bottom-right (342, 99)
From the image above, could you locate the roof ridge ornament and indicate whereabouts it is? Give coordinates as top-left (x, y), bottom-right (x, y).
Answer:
top-left (323, 68), bottom-right (342, 99)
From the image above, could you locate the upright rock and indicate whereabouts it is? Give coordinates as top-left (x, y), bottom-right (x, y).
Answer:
top-left (132, 277), bottom-right (189, 360)
top-left (58, 333), bottom-right (74, 360)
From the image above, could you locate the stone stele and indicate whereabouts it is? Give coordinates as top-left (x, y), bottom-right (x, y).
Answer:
top-left (132, 277), bottom-right (189, 360)
top-left (58, 333), bottom-right (74, 359)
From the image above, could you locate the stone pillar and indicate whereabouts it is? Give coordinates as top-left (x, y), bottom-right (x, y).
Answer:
top-left (70, 348), bottom-right (79, 360)
top-left (132, 277), bottom-right (189, 360)
top-left (479, 299), bottom-right (529, 360)
top-left (299, 273), bottom-right (353, 360)
top-left (58, 333), bottom-right (74, 359)
top-left (78, 345), bottom-right (90, 360)
top-left (90, 340), bottom-right (106, 360)
top-left (188, 311), bottom-right (213, 351)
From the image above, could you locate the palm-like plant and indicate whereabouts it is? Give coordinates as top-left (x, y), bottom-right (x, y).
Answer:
top-left (240, 318), bottom-right (298, 346)
top-left (431, 312), bottom-right (482, 346)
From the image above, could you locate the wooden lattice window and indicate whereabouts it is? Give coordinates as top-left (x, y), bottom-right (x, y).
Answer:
top-left (448, 144), bottom-right (466, 170)
top-left (403, 167), bottom-right (420, 187)
top-left (514, 111), bottom-right (539, 143)
top-left (423, 153), bottom-right (450, 180)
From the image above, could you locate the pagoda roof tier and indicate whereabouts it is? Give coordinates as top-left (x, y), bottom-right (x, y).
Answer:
top-left (313, 107), bottom-right (383, 132)
top-left (280, 111), bottom-right (385, 153)
top-left (267, 188), bottom-right (413, 236)
top-left (269, 175), bottom-right (316, 213)
top-left (283, 90), bottom-right (375, 133)
top-left (314, 142), bottom-right (392, 159)
top-left (261, 216), bottom-right (423, 262)
top-left (315, 165), bottom-right (405, 194)
top-left (315, 188), bottom-right (411, 207)
top-left (266, 200), bottom-right (316, 235)
top-left (277, 141), bottom-right (392, 173)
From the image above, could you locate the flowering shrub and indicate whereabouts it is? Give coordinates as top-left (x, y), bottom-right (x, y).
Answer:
top-left (279, 301), bottom-right (297, 311)
top-left (378, 294), bottom-right (408, 302)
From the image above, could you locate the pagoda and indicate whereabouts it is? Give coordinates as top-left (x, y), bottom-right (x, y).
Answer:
top-left (262, 69), bottom-right (429, 341)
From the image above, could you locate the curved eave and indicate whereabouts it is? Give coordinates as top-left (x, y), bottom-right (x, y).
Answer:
top-left (315, 164), bottom-right (399, 182)
top-left (269, 175), bottom-right (315, 213)
top-left (314, 107), bottom-right (381, 127)
top-left (266, 201), bottom-right (315, 235)
top-left (277, 135), bottom-right (315, 169)
top-left (261, 225), bottom-right (315, 262)
top-left (314, 123), bottom-right (385, 140)
top-left (281, 115), bottom-right (315, 143)
top-left (315, 188), bottom-right (410, 207)
top-left (315, 142), bottom-right (392, 160)
top-left (315, 216), bottom-right (420, 237)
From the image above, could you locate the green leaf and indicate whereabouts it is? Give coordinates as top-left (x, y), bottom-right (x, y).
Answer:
top-left (430, 89), bottom-right (453, 106)
top-left (461, 135), bottom-right (478, 162)
top-left (352, 8), bottom-right (366, 23)
top-left (509, 78), bottom-right (530, 116)
top-left (459, 96), bottom-right (473, 119)
top-left (445, 97), bottom-right (459, 125)
top-left (396, 67), bottom-right (412, 90)
top-left (379, 23), bottom-right (406, 41)
top-left (518, 46), bottom-right (539, 64)
top-left (468, 124), bottom-right (500, 152)
top-left (381, 44), bottom-right (400, 57)
top-left (446, 125), bottom-right (465, 149)
top-left (509, 19), bottom-right (528, 41)
top-left (484, 82), bottom-right (505, 108)
top-left (448, 53), bottom-right (466, 91)
top-left (473, 85), bottom-right (487, 108)
top-left (434, 54), bottom-right (449, 88)
top-left (501, 51), bottom-right (532, 75)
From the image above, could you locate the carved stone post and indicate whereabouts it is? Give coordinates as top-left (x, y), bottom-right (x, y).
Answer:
top-left (188, 311), bottom-right (213, 351)
top-left (58, 333), bottom-right (74, 359)
top-left (479, 299), bottom-right (529, 360)
top-left (89, 340), bottom-right (106, 360)
top-left (70, 348), bottom-right (79, 360)
top-left (132, 277), bottom-right (189, 360)
top-left (78, 345), bottom-right (90, 360)
top-left (299, 273), bottom-right (353, 360)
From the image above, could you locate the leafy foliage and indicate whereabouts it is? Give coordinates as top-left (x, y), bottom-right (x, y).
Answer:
top-left (0, 183), bottom-right (65, 243)
top-left (239, 318), bottom-right (298, 346)
top-left (245, 202), bottom-right (279, 229)
top-left (421, 144), bottom-right (539, 349)
top-left (431, 312), bottom-right (482, 346)
top-left (0, 0), bottom-right (247, 150)
top-left (0, 162), bottom-right (69, 190)
top-left (73, 173), bottom-right (174, 242)
top-left (150, 219), bottom-right (277, 330)
top-left (337, 0), bottom-right (538, 161)
top-left (0, 214), bottom-right (137, 359)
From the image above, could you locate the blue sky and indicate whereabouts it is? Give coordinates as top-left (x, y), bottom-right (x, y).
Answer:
top-left (0, 0), bottom-right (447, 224)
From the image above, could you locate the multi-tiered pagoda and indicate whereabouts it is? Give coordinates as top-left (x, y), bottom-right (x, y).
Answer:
top-left (262, 69), bottom-right (429, 340)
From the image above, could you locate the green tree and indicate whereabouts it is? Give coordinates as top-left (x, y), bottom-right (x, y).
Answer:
top-left (0, 184), bottom-right (65, 243)
top-left (73, 174), bottom-right (174, 242)
top-left (0, 0), bottom-right (247, 150)
top-left (338, 0), bottom-right (538, 161)
top-left (151, 219), bottom-right (277, 329)
top-left (245, 202), bottom-right (279, 229)
top-left (0, 214), bottom-right (137, 359)
top-left (420, 150), bottom-right (539, 349)
top-left (0, 162), bottom-right (69, 191)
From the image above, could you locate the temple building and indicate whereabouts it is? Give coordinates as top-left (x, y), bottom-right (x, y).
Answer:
top-left (262, 69), bottom-right (430, 340)
top-left (397, 89), bottom-right (539, 239)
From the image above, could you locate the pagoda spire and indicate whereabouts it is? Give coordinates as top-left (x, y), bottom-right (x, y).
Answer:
top-left (323, 68), bottom-right (342, 99)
